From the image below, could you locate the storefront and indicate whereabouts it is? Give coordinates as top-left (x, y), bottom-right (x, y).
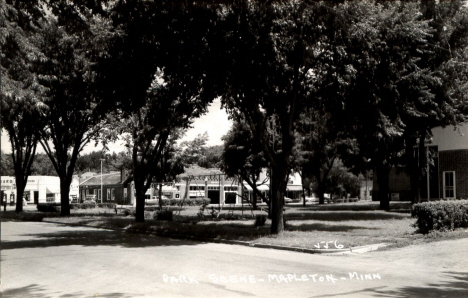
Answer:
top-left (0, 176), bottom-right (79, 204)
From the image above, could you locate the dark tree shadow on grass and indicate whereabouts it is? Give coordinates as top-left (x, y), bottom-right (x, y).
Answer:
top-left (1, 284), bottom-right (135, 298)
top-left (286, 223), bottom-right (379, 232)
top-left (285, 211), bottom-right (410, 221)
top-left (1, 228), bottom-right (200, 250)
top-left (371, 272), bottom-right (468, 298)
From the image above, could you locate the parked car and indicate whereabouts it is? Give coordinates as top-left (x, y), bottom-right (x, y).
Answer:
top-left (83, 198), bottom-right (96, 204)
top-left (305, 196), bottom-right (318, 203)
top-left (145, 198), bottom-right (158, 205)
top-left (284, 197), bottom-right (293, 204)
top-left (84, 195), bottom-right (97, 204)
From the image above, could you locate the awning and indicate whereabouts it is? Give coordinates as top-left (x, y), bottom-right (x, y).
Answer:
top-left (46, 186), bottom-right (60, 194)
top-left (243, 184), bottom-right (269, 191)
top-left (162, 186), bottom-right (178, 192)
top-left (286, 185), bottom-right (303, 191)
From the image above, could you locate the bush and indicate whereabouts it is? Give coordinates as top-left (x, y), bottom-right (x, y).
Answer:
top-left (155, 210), bottom-right (173, 221)
top-left (160, 198), bottom-right (210, 207)
top-left (97, 203), bottom-right (117, 209)
top-left (255, 214), bottom-right (267, 227)
top-left (70, 203), bottom-right (97, 209)
top-left (412, 200), bottom-right (468, 234)
top-left (37, 203), bottom-right (61, 213)
top-left (122, 208), bottom-right (135, 216)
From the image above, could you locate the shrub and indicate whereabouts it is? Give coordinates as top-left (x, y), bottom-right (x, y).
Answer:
top-left (123, 209), bottom-right (135, 216)
top-left (255, 214), bottom-right (267, 227)
top-left (97, 203), bottom-right (117, 209)
top-left (412, 200), bottom-right (468, 234)
top-left (161, 198), bottom-right (209, 207)
top-left (155, 210), bottom-right (173, 221)
top-left (37, 203), bottom-right (61, 213)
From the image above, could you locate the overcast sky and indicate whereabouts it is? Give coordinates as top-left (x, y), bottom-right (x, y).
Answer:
top-left (1, 98), bottom-right (232, 155)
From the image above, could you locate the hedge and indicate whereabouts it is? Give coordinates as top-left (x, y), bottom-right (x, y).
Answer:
top-left (37, 203), bottom-right (116, 212)
top-left (158, 198), bottom-right (210, 207)
top-left (37, 203), bottom-right (61, 213)
top-left (412, 200), bottom-right (468, 234)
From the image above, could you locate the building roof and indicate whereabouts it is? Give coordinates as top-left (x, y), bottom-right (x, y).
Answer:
top-left (178, 165), bottom-right (223, 178)
top-left (80, 172), bottom-right (123, 186)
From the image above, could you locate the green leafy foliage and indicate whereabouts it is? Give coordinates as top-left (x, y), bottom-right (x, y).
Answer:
top-left (412, 200), bottom-right (468, 234)
top-left (30, 153), bottom-right (56, 176)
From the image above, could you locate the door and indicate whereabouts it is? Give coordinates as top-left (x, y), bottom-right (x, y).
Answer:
top-left (34, 191), bottom-right (39, 204)
top-left (208, 190), bottom-right (219, 204)
top-left (443, 171), bottom-right (455, 199)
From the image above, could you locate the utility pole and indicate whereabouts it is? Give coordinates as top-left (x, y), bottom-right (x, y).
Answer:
top-left (100, 158), bottom-right (105, 203)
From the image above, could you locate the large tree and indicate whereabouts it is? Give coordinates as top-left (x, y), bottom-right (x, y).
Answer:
top-left (1, 1), bottom-right (46, 211)
top-left (295, 108), bottom-right (359, 205)
top-left (401, 0), bottom-right (468, 203)
top-left (220, 120), bottom-right (269, 210)
top-left (335, 1), bottom-right (468, 208)
top-left (32, 3), bottom-right (114, 216)
top-left (320, 1), bottom-right (445, 209)
top-left (218, 1), bottom-right (350, 233)
top-left (102, 1), bottom-right (220, 222)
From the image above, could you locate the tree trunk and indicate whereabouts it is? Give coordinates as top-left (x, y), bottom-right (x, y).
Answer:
top-left (60, 178), bottom-right (71, 216)
top-left (252, 185), bottom-right (258, 210)
top-left (300, 170), bottom-right (306, 207)
top-left (405, 134), bottom-right (420, 204)
top-left (135, 188), bottom-right (146, 222)
top-left (417, 133), bottom-right (427, 202)
top-left (316, 180), bottom-right (326, 205)
top-left (15, 177), bottom-right (25, 213)
top-left (158, 183), bottom-right (163, 211)
top-left (270, 166), bottom-right (287, 234)
top-left (376, 164), bottom-right (390, 210)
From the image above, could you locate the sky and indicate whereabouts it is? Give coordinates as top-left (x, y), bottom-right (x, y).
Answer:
top-left (0, 98), bottom-right (233, 155)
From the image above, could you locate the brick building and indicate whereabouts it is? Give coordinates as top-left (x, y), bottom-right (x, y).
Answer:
top-left (79, 172), bottom-right (131, 204)
top-left (373, 124), bottom-right (468, 201)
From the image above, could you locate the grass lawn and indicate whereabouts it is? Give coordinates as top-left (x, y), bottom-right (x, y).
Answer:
top-left (3, 202), bottom-right (467, 251)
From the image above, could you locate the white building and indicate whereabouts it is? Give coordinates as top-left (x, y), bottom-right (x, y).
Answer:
top-left (0, 175), bottom-right (79, 205)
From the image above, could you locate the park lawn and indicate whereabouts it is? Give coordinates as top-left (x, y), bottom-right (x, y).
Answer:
top-left (4, 204), bottom-right (468, 250)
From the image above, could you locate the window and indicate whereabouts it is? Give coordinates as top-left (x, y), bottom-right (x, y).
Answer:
top-left (189, 186), bottom-right (205, 191)
top-left (443, 171), bottom-right (456, 199)
top-left (224, 186), bottom-right (238, 191)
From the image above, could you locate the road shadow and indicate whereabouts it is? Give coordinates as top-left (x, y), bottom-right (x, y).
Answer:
top-left (2, 227), bottom-right (201, 250)
top-left (1, 284), bottom-right (136, 298)
top-left (308, 286), bottom-right (388, 297)
top-left (286, 222), bottom-right (378, 232)
top-left (372, 271), bottom-right (468, 298)
top-left (285, 211), bottom-right (409, 221)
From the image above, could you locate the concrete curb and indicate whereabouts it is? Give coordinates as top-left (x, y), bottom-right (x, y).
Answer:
top-left (42, 219), bottom-right (390, 255)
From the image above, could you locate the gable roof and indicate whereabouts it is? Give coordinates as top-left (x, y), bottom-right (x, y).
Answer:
top-left (80, 172), bottom-right (123, 186)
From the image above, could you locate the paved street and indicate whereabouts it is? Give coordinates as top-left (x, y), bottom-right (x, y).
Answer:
top-left (1, 220), bottom-right (467, 298)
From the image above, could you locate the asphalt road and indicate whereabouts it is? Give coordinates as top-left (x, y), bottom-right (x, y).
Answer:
top-left (1, 221), bottom-right (467, 298)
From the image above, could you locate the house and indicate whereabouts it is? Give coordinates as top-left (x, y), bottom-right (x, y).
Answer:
top-left (79, 171), bottom-right (131, 204)
top-left (372, 124), bottom-right (468, 201)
